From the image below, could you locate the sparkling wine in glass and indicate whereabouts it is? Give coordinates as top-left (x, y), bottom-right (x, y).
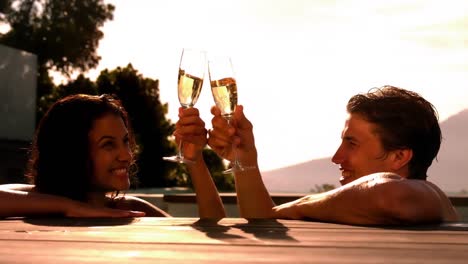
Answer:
top-left (163, 48), bottom-right (206, 163)
top-left (208, 56), bottom-right (252, 173)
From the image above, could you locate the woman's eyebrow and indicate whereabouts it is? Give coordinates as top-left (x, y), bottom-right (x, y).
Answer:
top-left (98, 136), bottom-right (115, 143)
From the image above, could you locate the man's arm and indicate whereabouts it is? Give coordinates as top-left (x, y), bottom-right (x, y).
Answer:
top-left (209, 105), bottom-right (275, 218)
top-left (209, 106), bottom-right (451, 224)
top-left (272, 173), bottom-right (446, 225)
top-left (0, 185), bottom-right (145, 218)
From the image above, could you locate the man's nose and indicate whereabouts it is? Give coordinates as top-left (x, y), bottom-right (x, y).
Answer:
top-left (331, 147), bottom-right (343, 164)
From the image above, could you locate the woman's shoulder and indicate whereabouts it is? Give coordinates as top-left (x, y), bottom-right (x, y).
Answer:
top-left (0, 184), bottom-right (36, 192)
top-left (112, 195), bottom-right (170, 217)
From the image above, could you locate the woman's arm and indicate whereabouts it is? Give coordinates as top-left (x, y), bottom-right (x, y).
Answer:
top-left (175, 107), bottom-right (226, 219)
top-left (114, 196), bottom-right (170, 217)
top-left (185, 157), bottom-right (226, 219)
top-left (0, 185), bottom-right (145, 218)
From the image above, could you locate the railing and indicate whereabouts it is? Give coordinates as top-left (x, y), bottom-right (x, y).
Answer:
top-left (133, 193), bottom-right (468, 220)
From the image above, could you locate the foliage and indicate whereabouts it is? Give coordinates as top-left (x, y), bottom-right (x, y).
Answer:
top-left (310, 184), bottom-right (336, 193)
top-left (0, 0), bottom-right (115, 119)
top-left (173, 149), bottom-right (235, 192)
top-left (203, 149), bottom-right (235, 191)
top-left (37, 74), bottom-right (98, 120)
top-left (0, 0), bottom-right (8, 16)
top-left (0, 0), bottom-right (114, 74)
top-left (95, 64), bottom-right (176, 187)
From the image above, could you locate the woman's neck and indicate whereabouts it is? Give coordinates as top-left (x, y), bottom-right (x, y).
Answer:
top-left (86, 191), bottom-right (109, 207)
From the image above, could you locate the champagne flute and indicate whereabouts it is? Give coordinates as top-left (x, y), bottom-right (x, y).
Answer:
top-left (208, 56), bottom-right (253, 173)
top-left (163, 48), bottom-right (206, 163)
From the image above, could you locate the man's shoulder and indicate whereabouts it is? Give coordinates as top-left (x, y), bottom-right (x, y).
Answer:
top-left (363, 175), bottom-right (449, 223)
top-left (341, 173), bottom-right (404, 190)
top-left (359, 173), bottom-right (437, 196)
top-left (341, 173), bottom-right (442, 209)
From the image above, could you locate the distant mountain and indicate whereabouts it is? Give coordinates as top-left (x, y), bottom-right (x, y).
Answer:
top-left (262, 109), bottom-right (468, 193)
top-left (262, 157), bottom-right (339, 193)
top-left (428, 109), bottom-right (468, 192)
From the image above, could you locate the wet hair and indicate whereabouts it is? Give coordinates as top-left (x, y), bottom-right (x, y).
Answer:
top-left (26, 94), bottom-right (137, 202)
top-left (346, 85), bottom-right (441, 180)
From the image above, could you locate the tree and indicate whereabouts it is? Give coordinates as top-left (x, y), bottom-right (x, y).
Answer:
top-left (0, 0), bottom-right (8, 15)
top-left (310, 184), bottom-right (336, 193)
top-left (0, 0), bottom-right (113, 74)
top-left (0, 0), bottom-right (114, 118)
top-left (37, 74), bottom-right (98, 121)
top-left (95, 64), bottom-right (177, 187)
top-left (201, 149), bottom-right (234, 191)
top-left (1, 0), bottom-right (234, 190)
top-left (174, 149), bottom-right (235, 192)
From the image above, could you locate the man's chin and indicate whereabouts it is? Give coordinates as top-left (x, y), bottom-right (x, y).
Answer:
top-left (339, 176), bottom-right (355, 186)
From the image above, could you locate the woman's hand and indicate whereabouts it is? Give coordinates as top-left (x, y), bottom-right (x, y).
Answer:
top-left (174, 107), bottom-right (207, 162)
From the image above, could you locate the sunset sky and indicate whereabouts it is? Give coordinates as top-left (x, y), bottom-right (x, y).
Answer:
top-left (84, 0), bottom-right (468, 171)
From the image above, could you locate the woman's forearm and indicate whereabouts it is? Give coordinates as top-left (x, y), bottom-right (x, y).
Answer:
top-left (187, 158), bottom-right (226, 219)
top-left (0, 188), bottom-right (72, 217)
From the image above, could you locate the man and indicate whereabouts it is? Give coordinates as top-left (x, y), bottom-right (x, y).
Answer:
top-left (208, 86), bottom-right (459, 225)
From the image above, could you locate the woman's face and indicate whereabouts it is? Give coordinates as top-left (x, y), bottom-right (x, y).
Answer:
top-left (88, 113), bottom-right (132, 192)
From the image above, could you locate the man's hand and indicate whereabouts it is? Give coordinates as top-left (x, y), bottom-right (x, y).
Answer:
top-left (208, 105), bottom-right (257, 165)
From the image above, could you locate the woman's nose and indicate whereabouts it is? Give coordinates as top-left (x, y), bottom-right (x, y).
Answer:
top-left (118, 145), bottom-right (132, 161)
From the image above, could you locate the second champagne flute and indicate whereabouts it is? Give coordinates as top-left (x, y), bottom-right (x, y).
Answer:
top-left (208, 56), bottom-right (252, 173)
top-left (163, 48), bottom-right (206, 163)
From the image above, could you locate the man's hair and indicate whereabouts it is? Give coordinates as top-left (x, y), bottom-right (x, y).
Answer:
top-left (26, 94), bottom-right (137, 202)
top-left (346, 85), bottom-right (441, 180)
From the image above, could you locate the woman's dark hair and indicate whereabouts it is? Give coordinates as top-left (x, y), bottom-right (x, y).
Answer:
top-left (346, 85), bottom-right (441, 180)
top-left (26, 94), bottom-right (137, 202)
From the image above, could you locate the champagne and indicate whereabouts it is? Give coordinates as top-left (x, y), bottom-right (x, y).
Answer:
top-left (210, 77), bottom-right (238, 119)
top-left (178, 68), bottom-right (203, 107)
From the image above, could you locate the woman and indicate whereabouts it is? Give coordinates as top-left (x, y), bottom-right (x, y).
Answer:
top-left (0, 94), bottom-right (225, 218)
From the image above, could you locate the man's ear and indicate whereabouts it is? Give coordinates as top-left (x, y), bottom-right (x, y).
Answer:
top-left (390, 148), bottom-right (413, 172)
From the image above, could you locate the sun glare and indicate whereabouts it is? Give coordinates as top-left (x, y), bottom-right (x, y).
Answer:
top-left (89, 0), bottom-right (468, 171)
top-left (0, 23), bottom-right (11, 34)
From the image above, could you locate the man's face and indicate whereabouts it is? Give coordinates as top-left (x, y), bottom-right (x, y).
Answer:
top-left (332, 113), bottom-right (395, 185)
top-left (88, 114), bottom-right (132, 192)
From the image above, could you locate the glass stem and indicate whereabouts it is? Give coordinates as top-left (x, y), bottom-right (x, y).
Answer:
top-left (227, 118), bottom-right (242, 170)
top-left (177, 140), bottom-right (184, 160)
top-left (232, 141), bottom-right (239, 168)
